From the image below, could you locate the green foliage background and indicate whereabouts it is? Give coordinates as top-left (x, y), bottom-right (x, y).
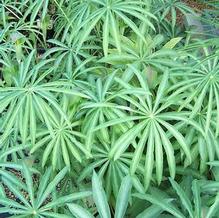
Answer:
top-left (0, 0), bottom-right (219, 217)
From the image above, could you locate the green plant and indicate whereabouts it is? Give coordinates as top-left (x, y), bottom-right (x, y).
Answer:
top-left (93, 69), bottom-right (204, 189)
top-left (135, 176), bottom-right (219, 218)
top-left (0, 165), bottom-right (91, 217)
top-left (153, 0), bottom-right (196, 32)
top-left (68, 171), bottom-right (132, 218)
top-left (0, 50), bottom-right (87, 146)
top-left (0, 0), bottom-right (219, 217)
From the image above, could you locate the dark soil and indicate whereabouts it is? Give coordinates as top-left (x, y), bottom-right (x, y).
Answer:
top-left (183, 0), bottom-right (212, 11)
top-left (175, 0), bottom-right (215, 25)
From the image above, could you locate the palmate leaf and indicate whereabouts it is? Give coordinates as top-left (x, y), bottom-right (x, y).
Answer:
top-left (77, 137), bottom-right (142, 199)
top-left (70, 0), bottom-right (156, 54)
top-left (42, 38), bottom-right (94, 77)
top-left (0, 51), bottom-right (88, 146)
top-left (94, 67), bottom-right (205, 189)
top-left (0, 164), bottom-right (92, 218)
top-left (80, 72), bottom-right (137, 152)
top-left (30, 96), bottom-right (92, 170)
top-left (99, 31), bottom-right (179, 72)
top-left (169, 52), bottom-right (219, 136)
top-left (0, 0), bottom-right (219, 217)
top-left (52, 0), bottom-right (85, 40)
top-left (180, 110), bottom-right (219, 173)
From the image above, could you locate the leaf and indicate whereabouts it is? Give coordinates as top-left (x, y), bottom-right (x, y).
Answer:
top-left (144, 123), bottom-right (155, 190)
top-left (155, 122), bottom-right (176, 178)
top-left (41, 191), bottom-right (92, 210)
top-left (206, 193), bottom-right (219, 218)
top-left (67, 203), bottom-right (94, 218)
top-left (130, 124), bottom-right (149, 175)
top-left (134, 193), bottom-right (185, 218)
top-left (22, 163), bottom-right (34, 207)
top-left (2, 177), bottom-right (31, 208)
top-left (153, 71), bottom-right (169, 113)
top-left (103, 12), bottom-right (110, 56)
top-left (192, 180), bottom-right (201, 218)
top-left (153, 124), bottom-right (163, 185)
top-left (37, 167), bottom-right (69, 208)
top-left (163, 37), bottom-right (183, 49)
top-left (169, 178), bottom-right (193, 218)
top-left (137, 205), bottom-right (164, 218)
top-left (92, 171), bottom-right (111, 218)
top-left (109, 121), bottom-right (147, 160)
top-left (115, 176), bottom-right (132, 218)
top-left (157, 119), bottom-right (192, 164)
top-left (109, 11), bottom-right (121, 53)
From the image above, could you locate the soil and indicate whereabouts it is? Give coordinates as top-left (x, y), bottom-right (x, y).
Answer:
top-left (183, 0), bottom-right (212, 11)
top-left (175, 0), bottom-right (214, 25)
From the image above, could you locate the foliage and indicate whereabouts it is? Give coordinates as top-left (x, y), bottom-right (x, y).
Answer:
top-left (0, 0), bottom-right (219, 217)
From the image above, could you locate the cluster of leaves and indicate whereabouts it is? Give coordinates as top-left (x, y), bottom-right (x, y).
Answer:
top-left (0, 0), bottom-right (219, 217)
